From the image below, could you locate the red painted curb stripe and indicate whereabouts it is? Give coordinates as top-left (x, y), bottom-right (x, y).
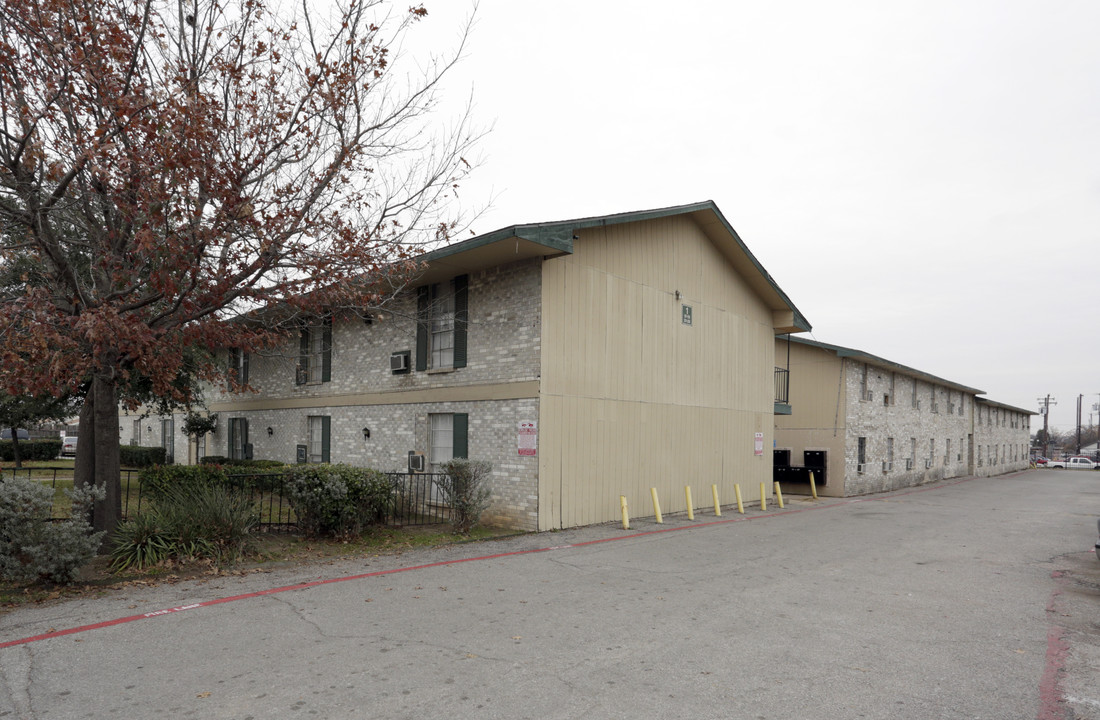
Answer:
top-left (0, 470), bottom-right (1021, 650)
top-left (1037, 570), bottom-right (1070, 720)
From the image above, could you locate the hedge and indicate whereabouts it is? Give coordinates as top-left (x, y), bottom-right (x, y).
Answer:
top-left (200, 457), bottom-right (285, 469)
top-left (139, 463), bottom-right (288, 500)
top-left (139, 464), bottom-right (232, 502)
top-left (282, 464), bottom-right (394, 537)
top-left (120, 445), bottom-right (168, 468)
top-left (0, 440), bottom-right (63, 462)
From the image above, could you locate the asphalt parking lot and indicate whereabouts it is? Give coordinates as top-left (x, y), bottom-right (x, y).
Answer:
top-left (2, 469), bottom-right (1099, 719)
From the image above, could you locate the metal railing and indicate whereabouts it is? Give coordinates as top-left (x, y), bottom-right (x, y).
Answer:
top-left (2, 466), bottom-right (143, 519)
top-left (7, 466), bottom-right (452, 532)
top-left (774, 366), bottom-right (790, 404)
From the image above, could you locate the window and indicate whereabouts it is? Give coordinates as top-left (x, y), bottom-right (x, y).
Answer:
top-left (228, 417), bottom-right (249, 460)
top-left (857, 436), bottom-right (867, 472)
top-left (307, 416), bottom-right (330, 463)
top-left (429, 412), bottom-right (468, 472)
top-left (929, 438), bottom-right (935, 463)
top-left (886, 437), bottom-right (894, 472)
top-left (911, 379), bottom-right (919, 409)
top-left (431, 285), bottom-right (455, 369)
top-left (930, 386), bottom-right (939, 413)
top-left (162, 418), bottom-right (174, 464)
top-left (945, 438), bottom-right (951, 466)
top-left (228, 348), bottom-right (249, 389)
top-left (910, 437), bottom-right (917, 469)
top-left (297, 318), bottom-right (332, 385)
top-left (860, 364), bottom-right (870, 401)
top-left (132, 419), bottom-right (141, 446)
top-left (416, 276), bottom-right (468, 371)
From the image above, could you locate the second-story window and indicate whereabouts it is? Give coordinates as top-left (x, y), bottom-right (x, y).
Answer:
top-left (431, 283), bottom-right (456, 369)
top-left (417, 275), bottom-right (468, 372)
top-left (297, 317), bottom-right (332, 385)
top-left (228, 347), bottom-right (249, 390)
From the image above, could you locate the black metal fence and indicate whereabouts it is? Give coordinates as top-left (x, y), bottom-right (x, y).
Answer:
top-left (3, 466), bottom-right (451, 533)
top-left (774, 366), bottom-right (790, 404)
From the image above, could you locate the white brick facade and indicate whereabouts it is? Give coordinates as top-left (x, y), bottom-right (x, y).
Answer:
top-left (776, 337), bottom-right (1032, 497)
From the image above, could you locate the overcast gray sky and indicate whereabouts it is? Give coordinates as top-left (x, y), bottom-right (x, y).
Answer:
top-left (412, 0), bottom-right (1100, 433)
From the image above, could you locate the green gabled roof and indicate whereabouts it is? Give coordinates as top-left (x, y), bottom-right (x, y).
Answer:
top-left (420, 200), bottom-right (811, 333)
top-left (787, 336), bottom-right (987, 396)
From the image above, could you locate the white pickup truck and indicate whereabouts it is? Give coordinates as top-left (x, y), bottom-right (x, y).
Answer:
top-left (1047, 456), bottom-right (1097, 470)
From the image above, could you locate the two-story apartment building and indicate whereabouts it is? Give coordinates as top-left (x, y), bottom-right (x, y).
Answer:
top-left (122, 201), bottom-right (811, 531)
top-left (772, 336), bottom-right (1032, 497)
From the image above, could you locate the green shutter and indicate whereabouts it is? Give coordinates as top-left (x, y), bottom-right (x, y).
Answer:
top-left (453, 274), bottom-right (468, 369)
top-left (321, 416), bottom-right (331, 464)
top-left (415, 285), bottom-right (429, 371)
top-left (453, 413), bottom-right (468, 459)
top-left (321, 316), bottom-right (333, 383)
top-left (297, 327), bottom-right (309, 385)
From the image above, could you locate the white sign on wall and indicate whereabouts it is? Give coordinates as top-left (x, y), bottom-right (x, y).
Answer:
top-left (754, 432), bottom-right (764, 456)
top-left (518, 421), bottom-right (538, 456)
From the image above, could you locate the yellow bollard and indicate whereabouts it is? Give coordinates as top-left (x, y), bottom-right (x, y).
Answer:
top-left (620, 495), bottom-right (630, 530)
top-left (734, 483), bottom-right (745, 514)
top-left (650, 487), bottom-right (663, 524)
top-left (711, 484), bottom-right (721, 516)
top-left (760, 482), bottom-right (767, 511)
top-left (809, 471), bottom-right (819, 499)
top-left (774, 481), bottom-right (784, 509)
top-left (685, 485), bottom-right (694, 521)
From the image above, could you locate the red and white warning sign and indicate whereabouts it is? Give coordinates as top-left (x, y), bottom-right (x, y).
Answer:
top-left (518, 421), bottom-right (538, 456)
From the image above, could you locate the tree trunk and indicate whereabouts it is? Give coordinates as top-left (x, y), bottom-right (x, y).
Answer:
top-left (73, 394), bottom-right (96, 524)
top-left (8, 427), bottom-right (22, 469)
top-left (74, 376), bottom-right (122, 543)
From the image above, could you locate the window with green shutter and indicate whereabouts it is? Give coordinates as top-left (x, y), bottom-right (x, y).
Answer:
top-left (229, 417), bottom-right (249, 460)
top-left (308, 415), bottom-right (330, 463)
top-left (297, 317), bottom-right (332, 385)
top-left (416, 276), bottom-right (468, 371)
top-left (429, 412), bottom-right (468, 470)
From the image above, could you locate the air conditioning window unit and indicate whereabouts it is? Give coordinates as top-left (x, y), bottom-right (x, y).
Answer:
top-left (407, 451), bottom-right (425, 473)
top-left (882, 461), bottom-right (892, 473)
top-left (905, 458), bottom-right (914, 470)
top-left (857, 463), bottom-right (867, 474)
top-left (390, 351), bottom-right (410, 374)
top-left (925, 459), bottom-right (932, 469)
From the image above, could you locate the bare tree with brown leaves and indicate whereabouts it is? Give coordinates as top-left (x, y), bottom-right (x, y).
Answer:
top-left (0, 0), bottom-right (481, 536)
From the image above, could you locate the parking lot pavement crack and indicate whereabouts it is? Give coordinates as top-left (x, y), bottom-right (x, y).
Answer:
top-left (0, 645), bottom-right (37, 719)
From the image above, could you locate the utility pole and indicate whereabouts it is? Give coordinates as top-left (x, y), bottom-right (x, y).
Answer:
top-left (1077, 394), bottom-right (1083, 455)
top-left (1037, 395), bottom-right (1056, 458)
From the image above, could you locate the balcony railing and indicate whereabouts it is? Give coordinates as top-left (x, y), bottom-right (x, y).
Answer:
top-left (774, 367), bottom-right (790, 404)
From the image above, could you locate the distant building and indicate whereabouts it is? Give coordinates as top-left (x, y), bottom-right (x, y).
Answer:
top-left (773, 337), bottom-right (1032, 497)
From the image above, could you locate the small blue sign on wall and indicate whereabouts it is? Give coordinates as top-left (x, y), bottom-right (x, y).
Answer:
top-left (681, 304), bottom-right (693, 326)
